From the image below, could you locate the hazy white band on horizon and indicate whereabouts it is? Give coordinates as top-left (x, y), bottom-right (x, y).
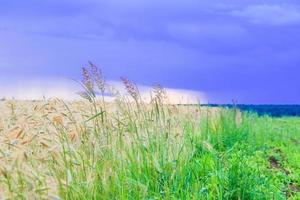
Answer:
top-left (0, 78), bottom-right (207, 104)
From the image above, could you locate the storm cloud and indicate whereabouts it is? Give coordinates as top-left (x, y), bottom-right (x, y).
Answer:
top-left (1, 0), bottom-right (300, 103)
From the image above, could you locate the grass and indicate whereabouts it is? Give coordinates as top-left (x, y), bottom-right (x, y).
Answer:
top-left (1, 99), bottom-right (300, 199)
top-left (0, 64), bottom-right (299, 199)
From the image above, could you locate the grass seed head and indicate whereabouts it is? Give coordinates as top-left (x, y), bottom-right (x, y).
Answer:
top-left (120, 77), bottom-right (140, 102)
top-left (153, 84), bottom-right (167, 103)
top-left (88, 61), bottom-right (105, 94)
top-left (81, 67), bottom-right (94, 94)
top-left (53, 116), bottom-right (63, 125)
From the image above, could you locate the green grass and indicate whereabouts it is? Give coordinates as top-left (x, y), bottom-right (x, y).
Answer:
top-left (1, 99), bottom-right (300, 199)
top-left (49, 102), bottom-right (300, 200)
top-left (1, 64), bottom-right (299, 199)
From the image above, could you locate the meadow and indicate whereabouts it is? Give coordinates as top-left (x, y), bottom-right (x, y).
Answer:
top-left (0, 65), bottom-right (299, 199)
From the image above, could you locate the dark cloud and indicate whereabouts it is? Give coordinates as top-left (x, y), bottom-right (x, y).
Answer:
top-left (1, 0), bottom-right (300, 103)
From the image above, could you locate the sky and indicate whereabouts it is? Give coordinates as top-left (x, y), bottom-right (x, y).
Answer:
top-left (0, 0), bottom-right (300, 104)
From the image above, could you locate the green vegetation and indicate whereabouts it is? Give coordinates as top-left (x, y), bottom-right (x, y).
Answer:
top-left (1, 64), bottom-right (299, 199)
top-left (52, 106), bottom-right (300, 200)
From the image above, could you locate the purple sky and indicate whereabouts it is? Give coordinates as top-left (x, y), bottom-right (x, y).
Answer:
top-left (1, 0), bottom-right (300, 104)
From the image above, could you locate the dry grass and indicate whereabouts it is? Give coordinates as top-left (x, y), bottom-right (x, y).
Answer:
top-left (0, 99), bottom-right (82, 198)
top-left (0, 98), bottom-right (213, 199)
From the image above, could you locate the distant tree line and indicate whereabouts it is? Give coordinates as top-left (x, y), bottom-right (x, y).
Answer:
top-left (207, 104), bottom-right (300, 117)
